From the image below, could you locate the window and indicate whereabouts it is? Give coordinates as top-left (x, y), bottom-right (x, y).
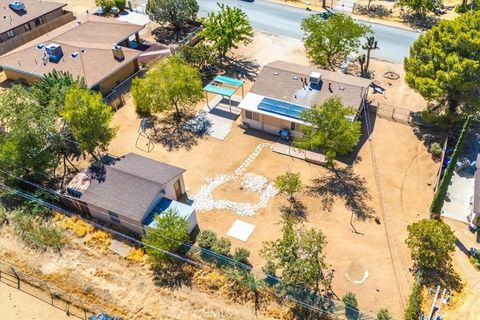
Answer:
top-left (6, 30), bottom-right (14, 38)
top-left (40, 16), bottom-right (47, 24)
top-left (24, 23), bottom-right (31, 32)
top-left (108, 211), bottom-right (120, 224)
top-left (34, 18), bottom-right (41, 26)
top-left (245, 111), bottom-right (260, 121)
top-left (291, 122), bottom-right (301, 131)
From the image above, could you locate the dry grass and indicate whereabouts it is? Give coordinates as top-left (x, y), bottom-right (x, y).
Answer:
top-left (85, 230), bottom-right (112, 250)
top-left (58, 216), bottom-right (95, 238)
top-left (126, 247), bottom-right (145, 263)
top-left (193, 270), bottom-right (228, 291)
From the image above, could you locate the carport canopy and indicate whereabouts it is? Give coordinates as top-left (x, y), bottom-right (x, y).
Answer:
top-left (203, 75), bottom-right (245, 111)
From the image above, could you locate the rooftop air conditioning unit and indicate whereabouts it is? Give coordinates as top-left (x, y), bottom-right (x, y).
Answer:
top-left (309, 72), bottom-right (322, 85)
top-left (112, 44), bottom-right (125, 61)
top-left (45, 43), bottom-right (63, 63)
top-left (9, 1), bottom-right (25, 11)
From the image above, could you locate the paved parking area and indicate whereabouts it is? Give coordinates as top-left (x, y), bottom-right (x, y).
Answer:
top-left (442, 129), bottom-right (480, 223)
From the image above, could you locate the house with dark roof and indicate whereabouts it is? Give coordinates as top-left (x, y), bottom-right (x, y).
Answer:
top-left (0, 0), bottom-right (74, 55)
top-left (66, 153), bottom-right (197, 235)
top-left (237, 61), bottom-right (372, 137)
top-left (0, 14), bottom-right (145, 94)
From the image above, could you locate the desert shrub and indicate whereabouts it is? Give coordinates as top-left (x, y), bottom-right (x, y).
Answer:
top-left (193, 270), bottom-right (227, 290)
top-left (469, 256), bottom-right (480, 270)
top-left (377, 308), bottom-right (393, 320)
top-left (455, 3), bottom-right (469, 13)
top-left (211, 237), bottom-right (231, 256)
top-left (127, 247), bottom-right (145, 263)
top-left (86, 230), bottom-right (112, 249)
top-left (115, 0), bottom-right (126, 11)
top-left (342, 292), bottom-right (359, 320)
top-left (0, 205), bottom-right (8, 226)
top-left (429, 142), bottom-right (443, 159)
top-left (13, 214), bottom-right (64, 251)
top-left (262, 260), bottom-right (276, 277)
top-left (197, 229), bottom-right (217, 249)
top-left (233, 247), bottom-right (250, 264)
top-left (404, 278), bottom-right (423, 320)
top-left (96, 0), bottom-right (115, 12)
top-left (60, 216), bottom-right (94, 238)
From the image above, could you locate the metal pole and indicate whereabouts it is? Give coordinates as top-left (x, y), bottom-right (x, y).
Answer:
top-left (205, 91), bottom-right (210, 109)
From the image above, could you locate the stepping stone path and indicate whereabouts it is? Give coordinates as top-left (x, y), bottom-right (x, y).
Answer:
top-left (193, 143), bottom-right (277, 216)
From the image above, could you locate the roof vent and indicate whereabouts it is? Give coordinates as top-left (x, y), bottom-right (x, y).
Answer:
top-left (36, 43), bottom-right (44, 50)
top-left (112, 44), bottom-right (125, 62)
top-left (80, 48), bottom-right (86, 53)
top-left (309, 72), bottom-right (322, 85)
top-left (45, 43), bottom-right (63, 63)
top-left (9, 1), bottom-right (25, 11)
top-left (70, 52), bottom-right (79, 59)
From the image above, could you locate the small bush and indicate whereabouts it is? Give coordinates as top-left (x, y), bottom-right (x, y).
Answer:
top-left (377, 308), bottom-right (393, 320)
top-left (86, 230), bottom-right (112, 249)
top-left (455, 3), bottom-right (469, 13)
top-left (342, 292), bottom-right (359, 320)
top-left (233, 247), bottom-right (250, 264)
top-left (262, 261), bottom-right (276, 277)
top-left (211, 237), bottom-right (231, 256)
top-left (127, 247), bottom-right (145, 263)
top-left (429, 142), bottom-right (443, 159)
top-left (115, 0), bottom-right (126, 11)
top-left (469, 256), bottom-right (480, 270)
top-left (96, 0), bottom-right (115, 12)
top-left (197, 230), bottom-right (217, 249)
top-left (0, 206), bottom-right (8, 226)
top-left (60, 216), bottom-right (94, 238)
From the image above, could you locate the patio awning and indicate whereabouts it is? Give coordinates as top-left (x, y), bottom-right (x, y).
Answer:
top-left (204, 84), bottom-right (236, 97)
top-left (214, 75), bottom-right (245, 87)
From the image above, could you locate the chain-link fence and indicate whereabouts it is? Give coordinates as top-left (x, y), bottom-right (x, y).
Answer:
top-left (369, 102), bottom-right (413, 125)
top-left (0, 260), bottom-right (115, 320)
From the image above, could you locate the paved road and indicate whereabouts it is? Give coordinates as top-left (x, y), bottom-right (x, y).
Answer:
top-left (197, 0), bottom-right (420, 63)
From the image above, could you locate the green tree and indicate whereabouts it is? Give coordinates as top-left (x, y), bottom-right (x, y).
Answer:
top-left (261, 216), bottom-right (331, 295)
top-left (294, 97), bottom-right (361, 166)
top-left (202, 4), bottom-right (254, 60)
top-left (32, 70), bottom-right (85, 111)
top-left (142, 209), bottom-right (190, 264)
top-left (96, 0), bottom-right (115, 12)
top-left (115, 0), bottom-right (126, 11)
top-left (275, 172), bottom-right (302, 202)
top-left (176, 44), bottom-right (218, 80)
top-left (430, 116), bottom-right (470, 217)
top-left (404, 11), bottom-right (480, 116)
top-left (131, 56), bottom-right (203, 120)
top-left (395, 0), bottom-right (440, 17)
top-left (61, 85), bottom-right (117, 160)
top-left (362, 36), bottom-right (378, 77)
top-left (302, 13), bottom-right (371, 70)
top-left (342, 292), bottom-right (359, 320)
top-left (0, 85), bottom-right (57, 183)
top-left (406, 219), bottom-right (456, 271)
top-left (146, 0), bottom-right (198, 40)
top-left (376, 308), bottom-right (393, 320)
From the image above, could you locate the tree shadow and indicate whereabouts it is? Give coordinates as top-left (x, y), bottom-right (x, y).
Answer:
top-left (152, 262), bottom-right (194, 289)
top-left (280, 200), bottom-right (308, 222)
top-left (354, 4), bottom-right (391, 17)
top-left (151, 21), bottom-right (202, 45)
top-left (421, 264), bottom-right (464, 293)
top-left (149, 111), bottom-right (211, 151)
top-left (403, 13), bottom-right (439, 30)
top-left (306, 166), bottom-right (375, 220)
top-left (222, 55), bottom-right (260, 82)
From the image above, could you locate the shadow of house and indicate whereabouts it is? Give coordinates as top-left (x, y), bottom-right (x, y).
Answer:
top-left (307, 166), bottom-right (375, 220)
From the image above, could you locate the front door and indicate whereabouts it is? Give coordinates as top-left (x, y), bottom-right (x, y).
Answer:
top-left (174, 180), bottom-right (182, 199)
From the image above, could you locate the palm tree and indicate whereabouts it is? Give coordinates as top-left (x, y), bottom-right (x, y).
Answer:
top-left (362, 36), bottom-right (379, 76)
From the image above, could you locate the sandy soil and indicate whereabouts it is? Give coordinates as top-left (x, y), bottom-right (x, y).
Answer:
top-left (98, 32), bottom-right (440, 318)
top-left (50, 0), bottom-right (97, 16)
top-left (0, 282), bottom-right (74, 320)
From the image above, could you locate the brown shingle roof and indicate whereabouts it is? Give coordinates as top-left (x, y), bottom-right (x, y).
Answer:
top-left (0, 15), bottom-right (144, 88)
top-left (0, 0), bottom-right (66, 34)
top-left (80, 153), bottom-right (186, 222)
top-left (250, 61), bottom-right (372, 109)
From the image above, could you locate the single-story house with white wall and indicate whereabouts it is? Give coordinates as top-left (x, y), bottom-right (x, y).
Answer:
top-left (66, 153), bottom-right (197, 235)
top-left (472, 153), bottom-right (480, 227)
top-left (238, 61), bottom-right (373, 137)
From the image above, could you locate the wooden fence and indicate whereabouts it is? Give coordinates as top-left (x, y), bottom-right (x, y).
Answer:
top-left (0, 12), bottom-right (75, 55)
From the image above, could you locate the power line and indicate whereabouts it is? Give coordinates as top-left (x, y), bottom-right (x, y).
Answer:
top-left (0, 179), bottom-right (377, 319)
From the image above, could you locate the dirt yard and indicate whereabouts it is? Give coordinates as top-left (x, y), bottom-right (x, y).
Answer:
top-left (97, 32), bottom-right (440, 318)
top-left (0, 282), bottom-right (74, 320)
